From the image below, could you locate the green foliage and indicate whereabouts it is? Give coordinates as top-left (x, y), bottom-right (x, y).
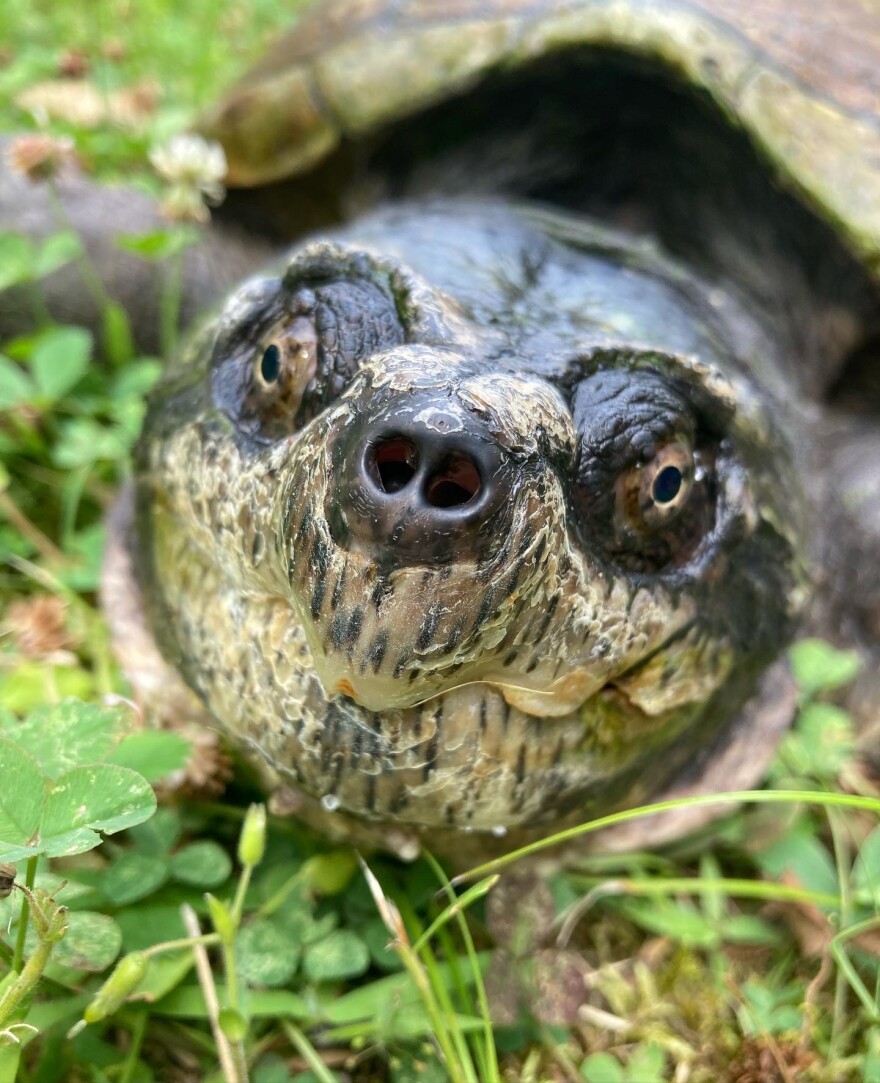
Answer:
top-left (580, 1052), bottom-right (627, 1083)
top-left (612, 893), bottom-right (777, 949)
top-left (852, 825), bottom-right (880, 907)
top-left (97, 808), bottom-right (233, 908)
top-left (0, 699), bottom-right (191, 1055)
top-left (107, 729), bottom-right (191, 782)
top-left (737, 979), bottom-right (803, 1036)
top-left (29, 326), bottom-right (93, 402)
top-left (0, 230), bottom-right (83, 292)
top-left (0, 698), bottom-right (186, 780)
top-left (52, 912), bottom-right (122, 973)
top-left (117, 227), bottom-right (200, 261)
top-left (789, 638), bottom-right (862, 700)
top-left (0, 356), bottom-right (33, 412)
top-left (302, 930), bottom-right (371, 983)
top-left (774, 701), bottom-right (855, 784)
top-left (0, 698), bottom-right (188, 862)
top-left (754, 826), bottom-right (838, 896)
top-left (0, 740), bottom-right (155, 862)
top-left (237, 919), bottom-right (302, 987)
top-left (100, 851), bottom-right (170, 904)
top-left (169, 839), bottom-right (233, 887)
top-left (581, 1044), bottom-right (666, 1083)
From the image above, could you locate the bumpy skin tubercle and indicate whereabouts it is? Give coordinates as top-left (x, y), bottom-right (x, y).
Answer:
top-left (127, 201), bottom-right (804, 857)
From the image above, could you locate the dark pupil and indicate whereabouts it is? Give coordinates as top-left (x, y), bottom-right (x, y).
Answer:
top-left (652, 465), bottom-right (682, 504)
top-left (260, 343), bottom-right (281, 383)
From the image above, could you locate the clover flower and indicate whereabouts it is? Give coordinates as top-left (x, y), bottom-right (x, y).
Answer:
top-left (6, 133), bottom-right (76, 182)
top-left (6, 595), bottom-right (74, 658)
top-left (149, 133), bottom-right (227, 223)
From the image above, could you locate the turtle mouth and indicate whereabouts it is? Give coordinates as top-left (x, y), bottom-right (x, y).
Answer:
top-left (321, 614), bottom-right (721, 723)
top-left (305, 668), bottom-right (721, 835)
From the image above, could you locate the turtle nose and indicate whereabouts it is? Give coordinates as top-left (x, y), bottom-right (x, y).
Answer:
top-left (330, 400), bottom-right (510, 560)
top-left (367, 433), bottom-right (484, 508)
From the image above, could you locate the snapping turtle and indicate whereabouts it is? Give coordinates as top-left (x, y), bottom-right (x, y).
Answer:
top-left (87, 0), bottom-right (879, 858)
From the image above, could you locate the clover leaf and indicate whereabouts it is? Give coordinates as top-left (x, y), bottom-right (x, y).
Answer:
top-left (0, 738), bottom-right (156, 863)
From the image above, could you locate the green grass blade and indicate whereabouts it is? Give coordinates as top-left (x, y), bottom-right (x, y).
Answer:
top-left (453, 790), bottom-right (880, 886)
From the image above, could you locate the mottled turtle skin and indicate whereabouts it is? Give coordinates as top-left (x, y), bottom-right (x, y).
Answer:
top-left (94, 0), bottom-right (880, 860)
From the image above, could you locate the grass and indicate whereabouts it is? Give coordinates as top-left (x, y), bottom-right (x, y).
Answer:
top-left (1, 2), bottom-right (880, 1081)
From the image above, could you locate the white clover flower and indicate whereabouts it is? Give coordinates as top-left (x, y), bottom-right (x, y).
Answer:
top-left (149, 133), bottom-right (227, 223)
top-left (149, 133), bottom-right (226, 190)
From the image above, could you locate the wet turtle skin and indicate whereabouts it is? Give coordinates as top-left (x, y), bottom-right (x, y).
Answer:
top-left (128, 201), bottom-right (805, 854)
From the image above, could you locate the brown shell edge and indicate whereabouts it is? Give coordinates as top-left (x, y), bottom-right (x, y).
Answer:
top-left (200, 0), bottom-right (880, 279)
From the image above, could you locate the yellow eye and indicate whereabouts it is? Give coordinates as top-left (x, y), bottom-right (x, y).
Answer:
top-left (616, 440), bottom-right (695, 531)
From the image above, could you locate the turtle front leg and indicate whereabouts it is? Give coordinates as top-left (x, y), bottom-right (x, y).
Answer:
top-left (0, 136), bottom-right (275, 353)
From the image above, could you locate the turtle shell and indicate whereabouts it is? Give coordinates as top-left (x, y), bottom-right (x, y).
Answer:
top-left (200, 0), bottom-right (880, 279)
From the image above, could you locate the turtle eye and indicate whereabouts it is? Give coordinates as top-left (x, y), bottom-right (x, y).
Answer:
top-left (259, 343), bottom-right (281, 383)
top-left (251, 313), bottom-right (319, 405)
top-left (652, 465), bottom-right (682, 503)
top-left (236, 277), bottom-right (405, 440)
top-left (616, 440), bottom-right (695, 532)
top-left (571, 370), bottom-right (718, 572)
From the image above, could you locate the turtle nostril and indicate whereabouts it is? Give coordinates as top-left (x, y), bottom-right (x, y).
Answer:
top-left (372, 436), bottom-right (419, 494)
top-left (425, 455), bottom-right (482, 509)
top-left (338, 398), bottom-right (507, 560)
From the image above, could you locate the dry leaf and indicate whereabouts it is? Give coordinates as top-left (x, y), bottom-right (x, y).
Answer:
top-left (57, 49), bottom-right (91, 78)
top-left (16, 80), bottom-right (158, 129)
top-left (6, 594), bottom-right (74, 656)
top-left (769, 870), bottom-right (880, 958)
top-left (726, 1035), bottom-right (817, 1083)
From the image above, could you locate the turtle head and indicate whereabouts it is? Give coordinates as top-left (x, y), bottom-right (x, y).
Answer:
top-left (137, 202), bottom-right (805, 832)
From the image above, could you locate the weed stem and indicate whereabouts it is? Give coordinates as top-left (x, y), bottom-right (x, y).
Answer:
top-left (11, 859), bottom-right (38, 975)
top-left (181, 903), bottom-right (243, 1083)
top-left (0, 492), bottom-right (65, 565)
top-left (281, 1020), bottom-right (337, 1083)
top-left (159, 246), bottom-right (185, 360)
top-left (46, 181), bottom-right (113, 314)
top-left (119, 1010), bottom-right (147, 1083)
top-left (143, 932), bottom-right (221, 957)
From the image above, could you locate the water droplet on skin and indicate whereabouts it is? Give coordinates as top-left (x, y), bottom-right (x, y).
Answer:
top-left (320, 794), bottom-right (340, 812)
top-left (491, 825), bottom-right (508, 838)
top-left (397, 840), bottom-right (420, 862)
